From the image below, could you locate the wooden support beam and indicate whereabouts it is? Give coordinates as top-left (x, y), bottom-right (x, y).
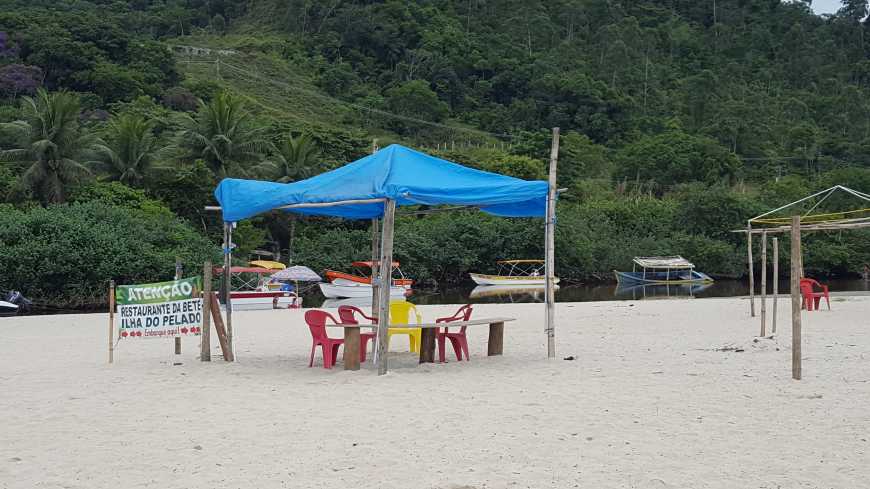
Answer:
top-left (790, 216), bottom-right (802, 380)
top-left (772, 238), bottom-right (779, 334)
top-left (208, 293), bottom-right (233, 362)
top-left (545, 127), bottom-right (559, 358)
top-left (760, 231), bottom-right (767, 336)
top-left (747, 223), bottom-right (755, 317)
top-left (200, 261), bottom-right (212, 362)
top-left (376, 199), bottom-right (396, 375)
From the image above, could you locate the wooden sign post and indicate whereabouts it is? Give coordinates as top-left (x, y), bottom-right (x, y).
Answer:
top-left (108, 280), bottom-right (115, 364)
top-left (174, 258), bottom-right (183, 355)
top-left (790, 216), bottom-right (802, 380)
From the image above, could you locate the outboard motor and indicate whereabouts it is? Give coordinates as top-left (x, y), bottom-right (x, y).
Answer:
top-left (4, 291), bottom-right (32, 313)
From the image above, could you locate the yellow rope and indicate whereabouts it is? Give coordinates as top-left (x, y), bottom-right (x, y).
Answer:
top-left (752, 207), bottom-right (870, 225)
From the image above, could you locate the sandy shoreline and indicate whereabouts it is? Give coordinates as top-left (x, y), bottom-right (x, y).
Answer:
top-left (1, 297), bottom-right (868, 488)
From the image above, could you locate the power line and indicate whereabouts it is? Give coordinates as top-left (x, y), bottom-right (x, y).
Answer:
top-left (182, 54), bottom-right (516, 140)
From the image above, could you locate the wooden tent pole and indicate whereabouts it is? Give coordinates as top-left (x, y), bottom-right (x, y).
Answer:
top-left (376, 199), bottom-right (396, 375)
top-left (370, 218), bottom-right (381, 318)
top-left (175, 257), bottom-right (183, 355)
top-left (772, 238), bottom-right (779, 334)
top-left (223, 222), bottom-right (235, 361)
top-left (760, 231), bottom-right (767, 336)
top-left (370, 140), bottom-right (380, 325)
top-left (201, 261), bottom-right (212, 361)
top-left (545, 127), bottom-right (560, 358)
top-left (747, 222), bottom-right (755, 317)
top-left (790, 216), bottom-right (802, 380)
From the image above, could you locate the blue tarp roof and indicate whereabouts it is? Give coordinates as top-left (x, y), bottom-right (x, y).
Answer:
top-left (215, 144), bottom-right (549, 222)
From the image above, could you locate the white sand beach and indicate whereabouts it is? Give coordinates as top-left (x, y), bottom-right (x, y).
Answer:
top-left (1, 297), bottom-right (868, 489)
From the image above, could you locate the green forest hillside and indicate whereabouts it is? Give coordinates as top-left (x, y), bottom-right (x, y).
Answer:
top-left (1, 0), bottom-right (870, 306)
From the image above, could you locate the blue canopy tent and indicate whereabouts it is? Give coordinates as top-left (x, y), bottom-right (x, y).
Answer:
top-left (213, 142), bottom-right (559, 374)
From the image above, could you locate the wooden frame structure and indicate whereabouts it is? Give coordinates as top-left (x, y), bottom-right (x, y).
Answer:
top-left (208, 131), bottom-right (561, 375)
top-left (735, 185), bottom-right (870, 379)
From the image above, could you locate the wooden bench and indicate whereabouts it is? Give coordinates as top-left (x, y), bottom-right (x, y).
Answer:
top-left (327, 317), bottom-right (516, 371)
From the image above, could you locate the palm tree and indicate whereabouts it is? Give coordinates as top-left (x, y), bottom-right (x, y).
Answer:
top-left (169, 91), bottom-right (270, 178)
top-left (0, 89), bottom-right (96, 204)
top-left (91, 114), bottom-right (158, 187)
top-left (270, 133), bottom-right (320, 183)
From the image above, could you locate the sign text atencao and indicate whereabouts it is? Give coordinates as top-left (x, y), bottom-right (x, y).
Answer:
top-left (116, 277), bottom-right (203, 339)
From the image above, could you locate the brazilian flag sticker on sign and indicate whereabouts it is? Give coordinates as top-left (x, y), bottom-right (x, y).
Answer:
top-left (116, 277), bottom-right (203, 339)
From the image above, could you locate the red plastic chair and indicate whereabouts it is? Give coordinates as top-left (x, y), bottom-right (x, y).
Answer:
top-left (337, 305), bottom-right (377, 362)
top-left (800, 278), bottom-right (830, 311)
top-left (304, 310), bottom-right (344, 369)
top-left (436, 304), bottom-right (473, 363)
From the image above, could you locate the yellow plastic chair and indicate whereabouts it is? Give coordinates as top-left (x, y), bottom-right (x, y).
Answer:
top-left (387, 300), bottom-right (422, 352)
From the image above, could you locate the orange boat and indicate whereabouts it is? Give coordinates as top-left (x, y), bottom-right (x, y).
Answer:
top-left (325, 261), bottom-right (413, 287)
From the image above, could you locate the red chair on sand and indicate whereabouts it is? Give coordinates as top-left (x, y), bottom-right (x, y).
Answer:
top-left (800, 278), bottom-right (831, 311)
top-left (436, 304), bottom-right (473, 363)
top-left (304, 310), bottom-right (344, 369)
top-left (337, 305), bottom-right (377, 362)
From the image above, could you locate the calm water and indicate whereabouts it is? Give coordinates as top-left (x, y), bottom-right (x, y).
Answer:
top-left (14, 279), bottom-right (870, 315)
top-left (307, 278), bottom-right (870, 308)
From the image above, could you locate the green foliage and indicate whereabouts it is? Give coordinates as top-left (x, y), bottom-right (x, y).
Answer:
top-left (0, 201), bottom-right (217, 307)
top-left (169, 91), bottom-right (270, 177)
top-left (68, 181), bottom-right (171, 218)
top-left (614, 130), bottom-right (742, 190)
top-left (268, 133), bottom-right (320, 182)
top-left (91, 114), bottom-right (158, 187)
top-left (0, 89), bottom-right (96, 204)
top-left (232, 220), bottom-right (267, 261)
top-left (383, 80), bottom-right (449, 135)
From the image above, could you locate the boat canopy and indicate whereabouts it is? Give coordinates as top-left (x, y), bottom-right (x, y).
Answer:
top-left (249, 260), bottom-right (285, 270)
top-left (214, 144), bottom-right (549, 222)
top-left (633, 256), bottom-right (695, 269)
top-left (213, 266), bottom-right (276, 274)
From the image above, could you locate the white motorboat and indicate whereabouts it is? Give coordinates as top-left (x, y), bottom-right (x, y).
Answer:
top-left (318, 281), bottom-right (408, 299)
top-left (469, 260), bottom-right (560, 286)
top-left (0, 300), bottom-right (19, 317)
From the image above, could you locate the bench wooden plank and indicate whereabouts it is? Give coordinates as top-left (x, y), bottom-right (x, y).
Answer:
top-left (326, 317), bottom-right (516, 329)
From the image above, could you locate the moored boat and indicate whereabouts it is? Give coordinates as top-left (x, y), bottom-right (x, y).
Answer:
top-left (614, 256), bottom-right (714, 285)
top-left (0, 300), bottom-right (19, 317)
top-left (214, 266), bottom-right (302, 310)
top-left (324, 261), bottom-right (413, 287)
top-left (318, 281), bottom-right (409, 299)
top-left (469, 260), bottom-right (559, 286)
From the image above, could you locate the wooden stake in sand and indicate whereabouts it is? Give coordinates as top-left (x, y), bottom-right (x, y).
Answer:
top-left (790, 216), bottom-right (802, 380)
top-left (772, 238), bottom-right (779, 334)
top-left (200, 261), bottom-right (212, 362)
top-left (209, 292), bottom-right (233, 362)
top-left (545, 127), bottom-right (560, 359)
top-left (108, 280), bottom-right (115, 364)
top-left (174, 258), bottom-right (182, 355)
top-left (760, 231), bottom-right (767, 337)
